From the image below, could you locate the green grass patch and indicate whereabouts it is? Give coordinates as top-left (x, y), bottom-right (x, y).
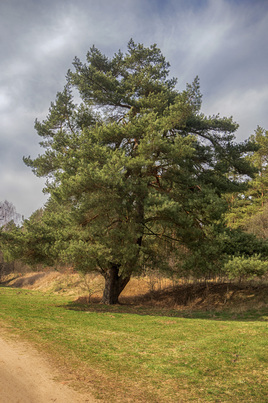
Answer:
top-left (0, 287), bottom-right (267, 402)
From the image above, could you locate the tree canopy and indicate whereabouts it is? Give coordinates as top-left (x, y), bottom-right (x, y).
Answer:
top-left (3, 40), bottom-right (263, 303)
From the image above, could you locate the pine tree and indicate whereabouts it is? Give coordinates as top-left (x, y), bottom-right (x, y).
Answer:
top-left (21, 40), bottom-right (256, 303)
top-left (226, 126), bottom-right (268, 236)
top-left (249, 126), bottom-right (268, 208)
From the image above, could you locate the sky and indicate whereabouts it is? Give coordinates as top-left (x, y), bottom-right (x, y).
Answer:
top-left (0, 0), bottom-right (268, 219)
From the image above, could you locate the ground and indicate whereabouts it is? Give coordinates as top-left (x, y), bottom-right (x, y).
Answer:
top-left (0, 329), bottom-right (95, 403)
top-left (3, 270), bottom-right (268, 311)
top-left (0, 271), bottom-right (267, 402)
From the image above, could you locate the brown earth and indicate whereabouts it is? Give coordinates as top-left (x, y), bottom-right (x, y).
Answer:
top-left (0, 329), bottom-right (95, 403)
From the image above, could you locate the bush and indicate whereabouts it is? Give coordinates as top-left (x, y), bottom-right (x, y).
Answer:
top-left (221, 229), bottom-right (268, 258)
top-left (223, 255), bottom-right (268, 281)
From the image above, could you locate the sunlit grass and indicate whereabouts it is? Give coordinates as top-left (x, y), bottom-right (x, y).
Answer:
top-left (0, 287), bottom-right (267, 402)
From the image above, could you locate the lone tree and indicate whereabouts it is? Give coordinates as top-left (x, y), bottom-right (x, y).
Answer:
top-left (21, 40), bottom-right (255, 304)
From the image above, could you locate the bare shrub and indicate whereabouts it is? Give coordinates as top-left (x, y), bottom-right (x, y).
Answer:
top-left (79, 273), bottom-right (104, 303)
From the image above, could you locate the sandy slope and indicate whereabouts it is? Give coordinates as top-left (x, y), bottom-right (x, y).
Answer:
top-left (0, 333), bottom-right (95, 403)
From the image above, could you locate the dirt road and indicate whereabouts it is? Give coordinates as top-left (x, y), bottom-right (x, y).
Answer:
top-left (0, 333), bottom-right (95, 403)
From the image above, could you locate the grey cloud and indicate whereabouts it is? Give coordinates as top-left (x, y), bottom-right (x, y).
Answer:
top-left (0, 0), bottom-right (268, 217)
top-left (0, 168), bottom-right (47, 219)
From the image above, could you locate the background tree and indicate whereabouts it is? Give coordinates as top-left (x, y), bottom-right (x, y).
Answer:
top-left (0, 201), bottom-right (24, 281)
top-left (226, 126), bottom-right (268, 237)
top-left (13, 40), bottom-right (258, 303)
top-left (0, 200), bottom-right (23, 228)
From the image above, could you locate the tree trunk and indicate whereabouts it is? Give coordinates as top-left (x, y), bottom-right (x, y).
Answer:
top-left (102, 264), bottom-right (131, 305)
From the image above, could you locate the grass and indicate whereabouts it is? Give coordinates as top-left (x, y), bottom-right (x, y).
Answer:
top-left (0, 287), bottom-right (267, 402)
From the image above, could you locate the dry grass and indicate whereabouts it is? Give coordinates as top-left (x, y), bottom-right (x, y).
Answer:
top-left (3, 270), bottom-right (268, 312)
top-left (0, 287), bottom-right (267, 402)
top-left (1, 270), bottom-right (268, 402)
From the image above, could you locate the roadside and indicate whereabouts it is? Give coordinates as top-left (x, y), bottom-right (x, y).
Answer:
top-left (0, 284), bottom-right (267, 402)
top-left (0, 330), bottom-right (95, 403)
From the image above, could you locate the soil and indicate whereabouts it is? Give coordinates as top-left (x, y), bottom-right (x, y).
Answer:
top-left (0, 330), bottom-right (95, 403)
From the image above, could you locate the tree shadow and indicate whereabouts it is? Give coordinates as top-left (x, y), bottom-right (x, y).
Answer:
top-left (63, 283), bottom-right (268, 322)
top-left (5, 273), bottom-right (47, 287)
top-left (0, 275), bottom-right (21, 286)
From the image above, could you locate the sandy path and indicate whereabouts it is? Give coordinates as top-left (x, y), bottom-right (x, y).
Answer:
top-left (0, 334), bottom-right (95, 403)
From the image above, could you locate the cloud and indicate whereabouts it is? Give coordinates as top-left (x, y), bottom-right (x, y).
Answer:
top-left (0, 168), bottom-right (47, 218)
top-left (0, 0), bottom-right (268, 217)
top-left (202, 85), bottom-right (268, 140)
